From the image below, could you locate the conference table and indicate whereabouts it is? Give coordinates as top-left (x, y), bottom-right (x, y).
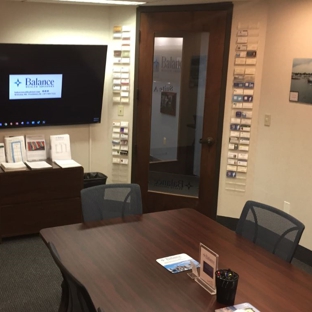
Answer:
top-left (40, 208), bottom-right (312, 311)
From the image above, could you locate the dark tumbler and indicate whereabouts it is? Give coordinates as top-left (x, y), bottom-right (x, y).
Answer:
top-left (215, 269), bottom-right (239, 306)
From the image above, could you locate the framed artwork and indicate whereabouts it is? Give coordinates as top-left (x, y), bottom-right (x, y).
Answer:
top-left (290, 58), bottom-right (312, 104)
top-left (160, 92), bottom-right (177, 116)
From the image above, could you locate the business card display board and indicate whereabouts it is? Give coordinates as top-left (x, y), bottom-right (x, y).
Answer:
top-left (226, 22), bottom-right (259, 193)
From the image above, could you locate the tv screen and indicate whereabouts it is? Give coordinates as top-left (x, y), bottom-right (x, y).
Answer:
top-left (0, 43), bottom-right (107, 129)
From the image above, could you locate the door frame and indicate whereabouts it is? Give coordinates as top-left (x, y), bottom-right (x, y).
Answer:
top-left (132, 3), bottom-right (233, 219)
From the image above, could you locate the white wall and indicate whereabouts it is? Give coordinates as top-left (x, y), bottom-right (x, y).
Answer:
top-left (91, 6), bottom-right (137, 182)
top-left (2, 1), bottom-right (312, 251)
top-left (218, 0), bottom-right (312, 251)
top-left (253, 0), bottom-right (312, 250)
top-left (218, 0), bottom-right (268, 218)
top-left (0, 2), bottom-right (136, 182)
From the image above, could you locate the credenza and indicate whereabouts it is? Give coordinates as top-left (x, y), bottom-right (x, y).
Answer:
top-left (0, 162), bottom-right (83, 241)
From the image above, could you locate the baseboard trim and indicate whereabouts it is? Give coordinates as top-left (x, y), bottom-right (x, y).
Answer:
top-left (216, 216), bottom-right (238, 231)
top-left (216, 215), bottom-right (312, 266)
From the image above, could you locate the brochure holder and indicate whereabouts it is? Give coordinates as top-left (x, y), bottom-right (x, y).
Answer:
top-left (188, 243), bottom-right (219, 295)
top-left (4, 135), bottom-right (27, 163)
top-left (50, 134), bottom-right (71, 161)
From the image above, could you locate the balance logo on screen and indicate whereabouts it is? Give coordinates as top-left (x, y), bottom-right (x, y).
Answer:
top-left (15, 79), bottom-right (22, 87)
top-left (9, 74), bottom-right (63, 100)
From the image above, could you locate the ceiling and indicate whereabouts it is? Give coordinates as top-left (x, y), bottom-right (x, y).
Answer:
top-left (5, 0), bottom-right (251, 6)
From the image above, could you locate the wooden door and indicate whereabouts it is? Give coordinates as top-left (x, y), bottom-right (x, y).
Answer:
top-left (132, 4), bottom-right (233, 219)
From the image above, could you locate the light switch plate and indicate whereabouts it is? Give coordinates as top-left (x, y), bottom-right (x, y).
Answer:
top-left (118, 105), bottom-right (124, 116)
top-left (283, 201), bottom-right (290, 214)
top-left (264, 114), bottom-right (271, 126)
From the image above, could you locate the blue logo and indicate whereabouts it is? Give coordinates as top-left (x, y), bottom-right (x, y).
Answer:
top-left (15, 79), bottom-right (22, 87)
top-left (153, 58), bottom-right (160, 72)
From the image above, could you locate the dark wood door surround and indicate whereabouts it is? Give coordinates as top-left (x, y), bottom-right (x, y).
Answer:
top-left (133, 3), bottom-right (233, 218)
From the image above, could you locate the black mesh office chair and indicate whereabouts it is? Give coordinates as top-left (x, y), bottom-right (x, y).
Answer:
top-left (80, 183), bottom-right (143, 222)
top-left (236, 200), bottom-right (305, 262)
top-left (47, 242), bottom-right (104, 312)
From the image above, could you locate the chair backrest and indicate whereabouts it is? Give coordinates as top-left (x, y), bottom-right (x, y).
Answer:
top-left (236, 200), bottom-right (305, 262)
top-left (81, 183), bottom-right (143, 222)
top-left (47, 242), bottom-right (101, 312)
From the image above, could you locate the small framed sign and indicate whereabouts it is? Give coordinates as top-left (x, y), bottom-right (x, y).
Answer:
top-left (160, 92), bottom-right (177, 116)
top-left (196, 243), bottom-right (219, 294)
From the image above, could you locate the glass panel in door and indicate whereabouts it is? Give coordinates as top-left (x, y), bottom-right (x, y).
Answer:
top-left (148, 33), bottom-right (209, 197)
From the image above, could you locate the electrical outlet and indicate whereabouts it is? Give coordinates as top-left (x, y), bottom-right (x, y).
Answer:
top-left (264, 114), bottom-right (271, 127)
top-left (283, 201), bottom-right (291, 214)
top-left (163, 137), bottom-right (166, 145)
top-left (118, 105), bottom-right (124, 116)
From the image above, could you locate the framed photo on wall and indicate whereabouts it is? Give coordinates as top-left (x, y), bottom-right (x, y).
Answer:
top-left (290, 58), bottom-right (312, 104)
top-left (160, 91), bottom-right (177, 116)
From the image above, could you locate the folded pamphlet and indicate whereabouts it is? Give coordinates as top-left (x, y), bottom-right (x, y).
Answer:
top-left (215, 302), bottom-right (260, 311)
top-left (156, 253), bottom-right (200, 274)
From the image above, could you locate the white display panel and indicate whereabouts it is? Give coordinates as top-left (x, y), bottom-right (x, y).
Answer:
top-left (9, 74), bottom-right (63, 100)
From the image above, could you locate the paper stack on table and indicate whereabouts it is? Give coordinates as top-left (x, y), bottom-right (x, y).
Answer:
top-left (1, 161), bottom-right (27, 171)
top-left (54, 159), bottom-right (81, 168)
top-left (25, 161), bottom-right (52, 170)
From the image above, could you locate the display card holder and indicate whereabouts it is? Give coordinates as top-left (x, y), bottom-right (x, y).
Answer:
top-left (188, 243), bottom-right (219, 295)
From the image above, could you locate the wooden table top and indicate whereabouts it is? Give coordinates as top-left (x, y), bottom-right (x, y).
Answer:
top-left (40, 208), bottom-right (312, 311)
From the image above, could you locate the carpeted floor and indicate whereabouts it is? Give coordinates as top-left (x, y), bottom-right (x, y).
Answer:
top-left (0, 235), bottom-right (62, 312)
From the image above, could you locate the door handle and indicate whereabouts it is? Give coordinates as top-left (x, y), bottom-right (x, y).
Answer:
top-left (199, 137), bottom-right (214, 146)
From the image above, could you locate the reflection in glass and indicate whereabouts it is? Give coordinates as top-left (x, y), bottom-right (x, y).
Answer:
top-left (150, 37), bottom-right (182, 161)
top-left (149, 33), bottom-right (209, 197)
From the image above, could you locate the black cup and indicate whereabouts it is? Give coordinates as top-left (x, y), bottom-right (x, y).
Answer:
top-left (215, 269), bottom-right (239, 305)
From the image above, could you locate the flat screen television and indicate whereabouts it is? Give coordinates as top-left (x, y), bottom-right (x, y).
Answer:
top-left (0, 43), bottom-right (107, 129)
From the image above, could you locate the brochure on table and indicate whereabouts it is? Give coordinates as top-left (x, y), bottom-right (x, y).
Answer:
top-left (54, 159), bottom-right (81, 168)
top-left (25, 161), bottom-right (52, 170)
top-left (156, 253), bottom-right (199, 274)
top-left (0, 133), bottom-right (81, 170)
top-left (215, 302), bottom-right (260, 311)
top-left (1, 161), bottom-right (27, 171)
